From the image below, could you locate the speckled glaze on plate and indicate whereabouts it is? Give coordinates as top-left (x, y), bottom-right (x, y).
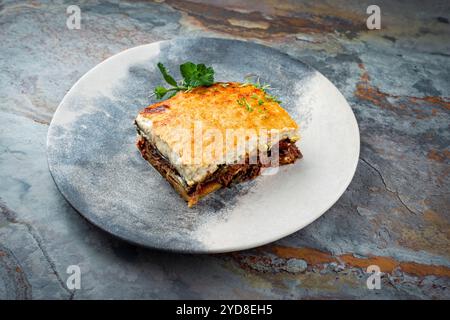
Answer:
top-left (47, 37), bottom-right (360, 253)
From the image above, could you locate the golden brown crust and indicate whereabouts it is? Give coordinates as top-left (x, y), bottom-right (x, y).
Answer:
top-left (135, 81), bottom-right (301, 196)
top-left (140, 82), bottom-right (298, 130)
top-left (137, 82), bottom-right (299, 166)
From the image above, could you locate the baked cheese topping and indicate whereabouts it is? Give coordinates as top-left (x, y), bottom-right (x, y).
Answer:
top-left (135, 82), bottom-right (299, 186)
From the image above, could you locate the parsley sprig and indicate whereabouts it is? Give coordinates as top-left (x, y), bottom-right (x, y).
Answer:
top-left (153, 62), bottom-right (215, 99)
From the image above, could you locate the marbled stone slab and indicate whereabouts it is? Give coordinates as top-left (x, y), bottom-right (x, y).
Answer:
top-left (0, 0), bottom-right (448, 299)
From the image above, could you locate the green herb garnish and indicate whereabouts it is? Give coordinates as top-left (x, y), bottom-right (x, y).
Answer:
top-left (153, 62), bottom-right (215, 99)
top-left (237, 97), bottom-right (254, 112)
top-left (265, 93), bottom-right (282, 104)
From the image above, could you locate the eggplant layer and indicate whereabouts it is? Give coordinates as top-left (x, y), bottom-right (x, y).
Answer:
top-left (136, 133), bottom-right (302, 207)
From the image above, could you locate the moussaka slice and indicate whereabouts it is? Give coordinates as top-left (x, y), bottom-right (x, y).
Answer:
top-left (135, 82), bottom-right (302, 207)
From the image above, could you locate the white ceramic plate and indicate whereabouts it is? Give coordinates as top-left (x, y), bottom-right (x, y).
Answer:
top-left (47, 37), bottom-right (360, 253)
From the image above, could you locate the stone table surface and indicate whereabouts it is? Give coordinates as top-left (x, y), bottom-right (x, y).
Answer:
top-left (0, 0), bottom-right (449, 299)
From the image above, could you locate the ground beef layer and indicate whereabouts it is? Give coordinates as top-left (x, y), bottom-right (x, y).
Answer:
top-left (136, 135), bottom-right (302, 206)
